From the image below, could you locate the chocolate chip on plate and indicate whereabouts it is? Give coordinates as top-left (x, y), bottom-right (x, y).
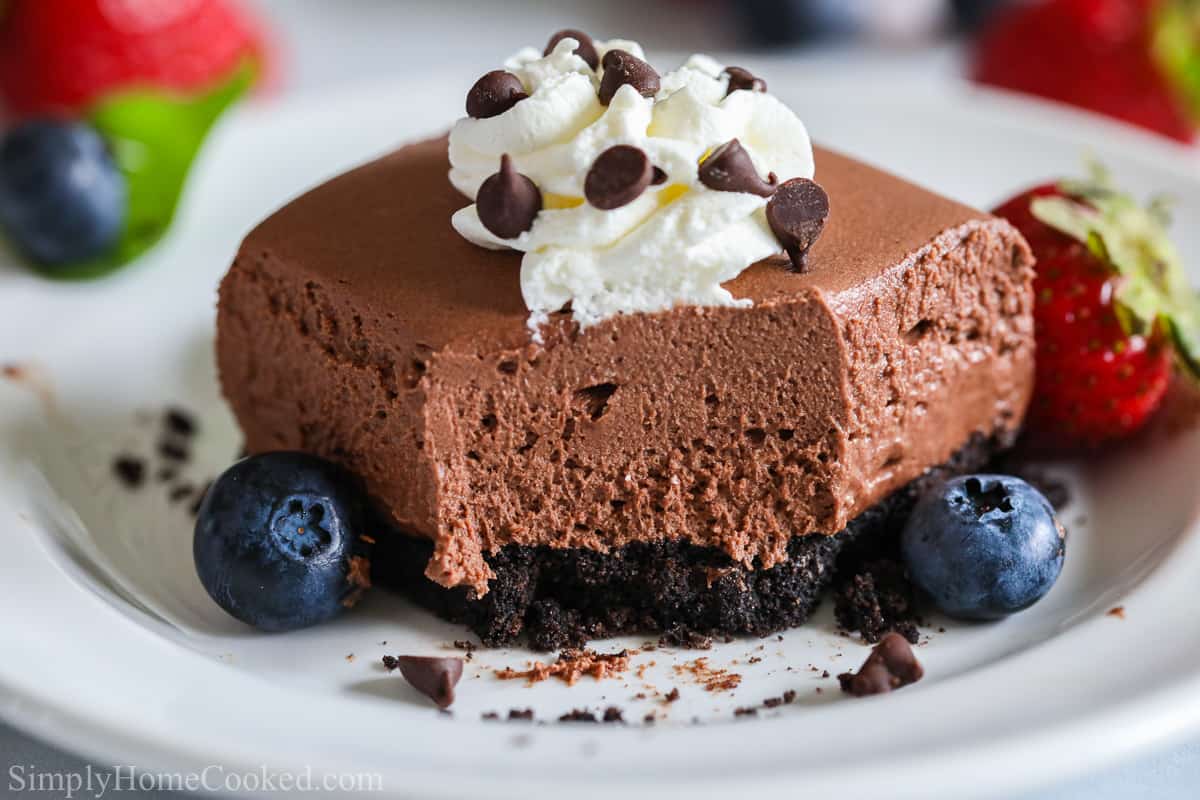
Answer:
top-left (476, 154), bottom-right (542, 239)
top-left (651, 166), bottom-right (668, 185)
top-left (465, 70), bottom-right (528, 119)
top-left (394, 656), bottom-right (464, 709)
top-left (598, 49), bottom-right (660, 105)
top-left (545, 28), bottom-right (599, 70)
top-left (723, 66), bottom-right (767, 96)
top-left (766, 177), bottom-right (830, 273)
top-left (837, 632), bottom-right (924, 697)
top-left (585, 145), bottom-right (653, 210)
top-left (698, 139), bottom-right (777, 197)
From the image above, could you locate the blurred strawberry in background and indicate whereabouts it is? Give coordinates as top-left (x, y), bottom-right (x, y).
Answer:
top-left (0, 0), bottom-right (269, 118)
top-left (972, 0), bottom-right (1200, 142)
top-left (0, 0), bottom-right (273, 279)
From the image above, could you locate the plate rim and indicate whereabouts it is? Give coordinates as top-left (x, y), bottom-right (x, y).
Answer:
top-left (3, 74), bottom-right (1200, 800)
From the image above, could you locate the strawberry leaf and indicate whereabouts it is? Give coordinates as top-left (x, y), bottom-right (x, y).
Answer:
top-left (34, 61), bottom-right (254, 280)
top-left (1153, 0), bottom-right (1200, 124)
top-left (1031, 167), bottom-right (1200, 381)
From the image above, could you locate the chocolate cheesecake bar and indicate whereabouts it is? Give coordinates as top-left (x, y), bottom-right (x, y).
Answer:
top-left (216, 35), bottom-right (1034, 647)
top-left (217, 139), bottom-right (1034, 643)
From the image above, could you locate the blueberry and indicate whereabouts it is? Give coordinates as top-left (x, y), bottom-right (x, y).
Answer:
top-left (900, 474), bottom-right (1065, 621)
top-left (194, 452), bottom-right (374, 632)
top-left (0, 120), bottom-right (126, 267)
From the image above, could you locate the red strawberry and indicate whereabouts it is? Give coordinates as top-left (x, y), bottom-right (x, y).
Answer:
top-left (973, 0), bottom-right (1195, 142)
top-left (0, 0), bottom-right (267, 118)
top-left (994, 173), bottom-right (1199, 451)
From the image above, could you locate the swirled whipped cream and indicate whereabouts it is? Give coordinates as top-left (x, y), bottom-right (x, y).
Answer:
top-left (449, 35), bottom-right (815, 334)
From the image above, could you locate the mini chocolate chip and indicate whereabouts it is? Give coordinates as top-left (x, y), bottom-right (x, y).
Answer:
top-left (395, 656), bottom-right (464, 709)
top-left (545, 28), bottom-right (599, 70)
top-left (766, 177), bottom-right (830, 273)
top-left (651, 166), bottom-right (668, 185)
top-left (837, 633), bottom-right (924, 697)
top-left (698, 139), bottom-right (777, 197)
top-left (598, 49), bottom-right (660, 105)
top-left (723, 66), bottom-right (767, 96)
top-left (476, 154), bottom-right (542, 239)
top-left (585, 145), bottom-right (653, 210)
top-left (466, 70), bottom-right (528, 119)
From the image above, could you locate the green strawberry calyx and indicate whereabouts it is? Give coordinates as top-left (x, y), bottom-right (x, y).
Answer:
top-left (1030, 162), bottom-right (1200, 380)
top-left (1153, 0), bottom-right (1200, 125)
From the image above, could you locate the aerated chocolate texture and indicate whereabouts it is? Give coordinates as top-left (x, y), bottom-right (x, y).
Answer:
top-left (216, 137), bottom-right (1036, 595)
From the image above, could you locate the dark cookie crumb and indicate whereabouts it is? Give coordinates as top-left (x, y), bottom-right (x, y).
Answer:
top-left (482, 712), bottom-right (500, 721)
top-left (602, 707), bottom-right (624, 723)
top-left (168, 483), bottom-right (195, 503)
top-left (381, 655), bottom-right (399, 671)
top-left (760, 689), bottom-right (799, 710)
top-left (113, 456), bottom-right (146, 489)
top-left (834, 559), bottom-right (921, 645)
top-left (165, 407), bottom-right (198, 437)
top-left (734, 707), bottom-right (758, 717)
top-left (508, 708), bottom-right (534, 721)
top-left (558, 709), bottom-right (598, 723)
top-left (643, 713), bottom-right (656, 724)
top-left (157, 439), bottom-right (190, 462)
top-left (658, 625), bottom-right (713, 650)
top-left (664, 688), bottom-right (680, 703)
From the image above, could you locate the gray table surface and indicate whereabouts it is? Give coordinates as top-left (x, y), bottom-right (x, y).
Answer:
top-left (4, 1), bottom-right (1199, 796)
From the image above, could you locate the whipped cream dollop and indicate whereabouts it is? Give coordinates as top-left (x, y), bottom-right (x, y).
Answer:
top-left (449, 36), bottom-right (815, 334)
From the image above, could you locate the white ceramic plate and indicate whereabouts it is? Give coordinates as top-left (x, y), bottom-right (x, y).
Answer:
top-left (2, 74), bottom-right (1200, 800)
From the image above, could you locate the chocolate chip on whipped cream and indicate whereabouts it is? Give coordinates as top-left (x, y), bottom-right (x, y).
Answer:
top-left (698, 139), bottom-right (777, 197)
top-left (723, 66), bottom-right (766, 95)
top-left (598, 49), bottom-right (660, 105)
top-left (585, 145), bottom-right (654, 209)
top-left (448, 37), bottom-right (816, 333)
top-left (466, 70), bottom-right (528, 119)
top-left (475, 154), bottom-right (541, 239)
top-left (544, 28), bottom-right (599, 69)
top-left (767, 177), bottom-right (830, 273)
